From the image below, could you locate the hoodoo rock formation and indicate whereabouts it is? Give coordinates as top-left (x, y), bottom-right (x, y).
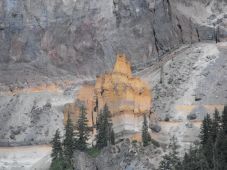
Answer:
top-left (64, 54), bottom-right (152, 138)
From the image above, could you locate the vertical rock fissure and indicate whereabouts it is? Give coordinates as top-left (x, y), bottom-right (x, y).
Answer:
top-left (196, 28), bottom-right (200, 42)
top-left (176, 17), bottom-right (183, 43)
top-left (153, 29), bottom-right (160, 57)
top-left (153, 27), bottom-right (165, 59)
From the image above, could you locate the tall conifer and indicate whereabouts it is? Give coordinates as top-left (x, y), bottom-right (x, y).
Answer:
top-left (142, 114), bottom-right (151, 147)
top-left (76, 105), bottom-right (89, 151)
top-left (50, 129), bottom-right (64, 170)
top-left (96, 104), bottom-right (115, 149)
top-left (63, 113), bottom-right (74, 169)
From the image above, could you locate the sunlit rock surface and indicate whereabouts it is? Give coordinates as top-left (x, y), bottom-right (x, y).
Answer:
top-left (64, 54), bottom-right (152, 137)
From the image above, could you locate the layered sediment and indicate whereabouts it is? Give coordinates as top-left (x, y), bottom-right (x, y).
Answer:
top-left (64, 54), bottom-right (152, 138)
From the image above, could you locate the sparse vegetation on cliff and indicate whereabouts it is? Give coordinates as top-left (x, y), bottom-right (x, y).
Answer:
top-left (50, 117), bottom-right (74, 170)
top-left (159, 106), bottom-right (227, 170)
top-left (50, 105), bottom-right (117, 169)
top-left (50, 107), bottom-right (89, 170)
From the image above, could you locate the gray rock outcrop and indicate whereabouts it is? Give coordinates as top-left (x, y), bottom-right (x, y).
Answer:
top-left (73, 139), bottom-right (163, 170)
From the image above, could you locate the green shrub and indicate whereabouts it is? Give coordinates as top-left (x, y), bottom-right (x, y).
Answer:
top-left (49, 158), bottom-right (65, 170)
top-left (132, 140), bottom-right (138, 144)
top-left (86, 147), bottom-right (101, 158)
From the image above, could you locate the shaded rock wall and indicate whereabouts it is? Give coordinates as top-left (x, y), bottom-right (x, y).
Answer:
top-left (0, 0), bottom-right (223, 84)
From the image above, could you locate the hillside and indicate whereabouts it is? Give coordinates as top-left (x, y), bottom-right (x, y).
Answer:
top-left (0, 0), bottom-right (227, 169)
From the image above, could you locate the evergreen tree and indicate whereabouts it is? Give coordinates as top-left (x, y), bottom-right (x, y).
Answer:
top-left (199, 114), bottom-right (214, 168)
top-left (104, 104), bottom-right (115, 145)
top-left (214, 129), bottom-right (227, 170)
top-left (197, 151), bottom-right (210, 170)
top-left (142, 114), bottom-right (151, 147)
top-left (96, 104), bottom-right (115, 149)
top-left (222, 105), bottom-right (227, 134)
top-left (199, 114), bottom-right (212, 146)
top-left (182, 146), bottom-right (198, 170)
top-left (180, 106), bottom-right (227, 170)
top-left (76, 105), bottom-right (89, 151)
top-left (203, 136), bottom-right (214, 169)
top-left (51, 129), bottom-right (63, 160)
top-left (50, 159), bottom-right (65, 170)
top-left (181, 144), bottom-right (209, 170)
top-left (50, 129), bottom-right (64, 170)
top-left (103, 104), bottom-right (111, 146)
top-left (63, 113), bottom-right (74, 169)
top-left (214, 105), bottom-right (227, 169)
top-left (211, 109), bottom-right (221, 143)
top-left (96, 109), bottom-right (106, 149)
top-left (159, 136), bottom-right (181, 170)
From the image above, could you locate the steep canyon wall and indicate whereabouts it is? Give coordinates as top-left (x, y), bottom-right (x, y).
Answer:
top-left (1, 0), bottom-right (226, 87)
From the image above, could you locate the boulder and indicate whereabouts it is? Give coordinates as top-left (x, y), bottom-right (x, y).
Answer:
top-left (185, 122), bottom-right (193, 128)
top-left (150, 124), bottom-right (161, 133)
top-left (187, 113), bottom-right (197, 120)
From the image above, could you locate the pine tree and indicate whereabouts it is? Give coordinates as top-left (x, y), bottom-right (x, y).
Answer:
top-left (181, 106), bottom-right (227, 170)
top-left (51, 129), bottom-right (63, 160)
top-left (50, 129), bottom-right (64, 170)
top-left (96, 104), bottom-right (115, 149)
top-left (211, 109), bottom-right (221, 143)
top-left (103, 104), bottom-right (114, 145)
top-left (199, 114), bottom-right (214, 168)
top-left (96, 109), bottom-right (106, 149)
top-left (142, 114), bottom-right (151, 147)
top-left (203, 136), bottom-right (214, 168)
top-left (181, 144), bottom-right (209, 170)
top-left (199, 114), bottom-right (212, 146)
top-left (215, 129), bottom-right (227, 170)
top-left (222, 105), bottom-right (227, 134)
top-left (63, 113), bottom-right (74, 169)
top-left (214, 105), bottom-right (227, 169)
top-left (50, 159), bottom-right (65, 170)
top-left (76, 105), bottom-right (89, 151)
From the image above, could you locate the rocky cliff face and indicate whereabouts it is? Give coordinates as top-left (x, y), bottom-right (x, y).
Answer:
top-left (0, 0), bottom-right (227, 148)
top-left (64, 54), bottom-right (152, 139)
top-left (1, 0), bottom-right (226, 88)
top-left (0, 1), bottom-right (227, 169)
